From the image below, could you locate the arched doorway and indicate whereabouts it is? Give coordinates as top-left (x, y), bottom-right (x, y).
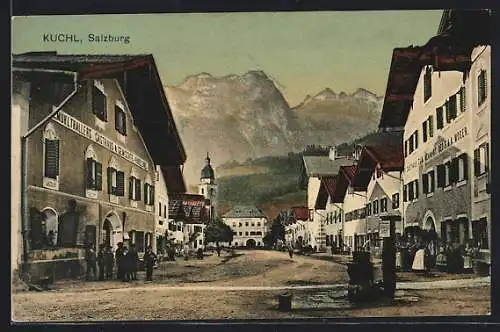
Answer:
top-left (102, 211), bottom-right (122, 251)
top-left (42, 208), bottom-right (58, 246)
top-left (246, 239), bottom-right (256, 249)
top-left (422, 211), bottom-right (438, 266)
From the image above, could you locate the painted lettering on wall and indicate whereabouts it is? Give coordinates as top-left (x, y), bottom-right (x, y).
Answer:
top-left (405, 126), bottom-right (468, 172)
top-left (54, 111), bottom-right (149, 170)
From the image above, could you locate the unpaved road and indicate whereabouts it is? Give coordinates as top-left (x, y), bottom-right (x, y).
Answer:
top-left (11, 250), bottom-right (491, 321)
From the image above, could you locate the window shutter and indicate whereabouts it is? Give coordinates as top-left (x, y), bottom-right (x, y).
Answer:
top-left (445, 101), bottom-right (451, 123)
top-left (129, 177), bottom-right (134, 199)
top-left (95, 162), bottom-right (102, 190)
top-left (408, 182), bottom-right (414, 201)
top-left (437, 164), bottom-right (445, 187)
top-left (485, 143), bottom-right (489, 172)
top-left (474, 148), bottom-right (480, 176)
top-left (403, 185), bottom-right (408, 202)
top-left (429, 116), bottom-right (434, 137)
top-left (460, 87), bottom-right (466, 112)
top-left (461, 154), bottom-right (468, 180)
top-left (151, 186), bottom-right (155, 205)
top-left (422, 121), bottom-right (427, 143)
top-left (436, 107), bottom-right (444, 129)
top-left (422, 173), bottom-right (428, 194)
top-left (449, 95), bottom-right (457, 120)
top-left (116, 171), bottom-right (125, 196)
top-left (45, 139), bottom-right (60, 178)
top-left (86, 158), bottom-right (94, 189)
top-left (107, 167), bottom-right (113, 194)
top-left (429, 171), bottom-right (435, 192)
top-left (414, 131), bottom-right (418, 149)
top-left (414, 180), bottom-right (419, 199)
top-left (144, 183), bottom-right (148, 204)
top-left (136, 179), bottom-right (142, 201)
top-left (451, 158), bottom-right (459, 183)
top-left (404, 140), bottom-right (408, 157)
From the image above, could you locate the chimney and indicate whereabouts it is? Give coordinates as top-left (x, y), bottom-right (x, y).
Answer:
top-left (329, 146), bottom-right (337, 160)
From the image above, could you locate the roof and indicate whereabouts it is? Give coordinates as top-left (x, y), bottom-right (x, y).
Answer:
top-left (315, 176), bottom-right (337, 210)
top-left (160, 166), bottom-right (187, 194)
top-left (291, 207), bottom-right (309, 221)
top-left (12, 52), bottom-right (187, 167)
top-left (302, 156), bottom-right (354, 177)
top-left (378, 10), bottom-right (491, 130)
top-left (328, 165), bottom-right (360, 203)
top-left (168, 193), bottom-right (208, 223)
top-left (353, 144), bottom-right (404, 189)
top-left (223, 206), bottom-right (267, 219)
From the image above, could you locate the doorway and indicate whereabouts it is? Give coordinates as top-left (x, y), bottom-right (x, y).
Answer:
top-left (246, 239), bottom-right (256, 248)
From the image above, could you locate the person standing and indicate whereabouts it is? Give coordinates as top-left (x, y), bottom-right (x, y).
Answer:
top-left (115, 242), bottom-right (124, 281)
top-left (288, 243), bottom-right (294, 259)
top-left (85, 243), bottom-right (97, 281)
top-left (128, 244), bottom-right (139, 281)
top-left (104, 246), bottom-right (114, 280)
top-left (144, 246), bottom-right (157, 282)
top-left (122, 246), bottom-right (131, 282)
top-left (97, 244), bottom-right (105, 281)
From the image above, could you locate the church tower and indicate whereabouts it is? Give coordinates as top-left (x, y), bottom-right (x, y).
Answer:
top-left (199, 152), bottom-right (218, 221)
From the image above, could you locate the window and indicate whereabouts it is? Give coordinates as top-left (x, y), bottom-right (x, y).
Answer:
top-left (409, 135), bottom-right (414, 154)
top-left (115, 105), bottom-right (127, 136)
top-left (424, 66), bottom-right (432, 102)
top-left (472, 218), bottom-right (488, 249)
top-left (366, 203), bottom-right (371, 216)
top-left (474, 143), bottom-right (489, 176)
top-left (107, 161), bottom-right (124, 197)
top-left (43, 124), bottom-right (60, 185)
top-left (437, 164), bottom-right (446, 188)
top-left (245, 222), bottom-right (249, 227)
top-left (428, 170), bottom-right (435, 193)
top-left (446, 95), bottom-right (457, 122)
top-left (92, 83), bottom-right (107, 121)
top-left (414, 130), bottom-right (418, 149)
top-left (428, 116), bottom-right (434, 138)
top-left (444, 161), bottom-right (452, 187)
top-left (257, 222), bottom-right (261, 227)
top-left (422, 121), bottom-right (428, 143)
top-left (448, 158), bottom-right (460, 185)
top-left (403, 185), bottom-right (408, 202)
top-left (251, 223), bottom-right (255, 227)
top-left (392, 193), bottom-right (400, 209)
top-left (459, 86), bottom-right (466, 112)
top-left (135, 231), bottom-right (145, 252)
top-left (408, 180), bottom-right (418, 201)
top-left (233, 223), bottom-right (236, 228)
top-left (373, 200), bottom-right (379, 215)
top-left (144, 182), bottom-right (155, 205)
top-left (436, 107), bottom-right (444, 129)
top-left (414, 180), bottom-right (419, 199)
top-left (404, 140), bottom-right (408, 157)
top-left (159, 202), bottom-right (162, 216)
top-left (164, 206), bottom-right (167, 218)
top-left (85, 146), bottom-right (102, 191)
top-left (478, 69), bottom-right (487, 106)
top-left (239, 232), bottom-right (242, 236)
top-left (245, 232), bottom-right (248, 236)
top-left (380, 198), bottom-right (388, 213)
top-left (129, 176), bottom-right (142, 201)
top-left (201, 188), bottom-right (204, 195)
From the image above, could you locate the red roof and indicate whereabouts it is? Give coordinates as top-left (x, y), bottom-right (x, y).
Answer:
top-left (366, 145), bottom-right (404, 171)
top-left (315, 177), bottom-right (337, 210)
top-left (291, 207), bottom-right (310, 221)
top-left (340, 165), bottom-right (357, 184)
top-left (168, 193), bottom-right (209, 223)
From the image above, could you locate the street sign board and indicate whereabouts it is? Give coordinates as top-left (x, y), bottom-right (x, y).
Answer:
top-left (380, 220), bottom-right (391, 237)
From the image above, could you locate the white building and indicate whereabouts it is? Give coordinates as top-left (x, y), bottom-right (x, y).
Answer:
top-left (198, 153), bottom-right (218, 221)
top-left (315, 176), bottom-right (344, 253)
top-left (301, 152), bottom-right (354, 252)
top-left (154, 165), bottom-right (169, 254)
top-left (222, 206), bottom-right (268, 248)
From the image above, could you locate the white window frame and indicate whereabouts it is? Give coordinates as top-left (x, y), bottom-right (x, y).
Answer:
top-left (426, 168), bottom-right (435, 198)
top-left (115, 100), bottom-right (127, 144)
top-left (42, 123), bottom-right (60, 191)
top-left (109, 157), bottom-right (120, 204)
top-left (85, 144), bottom-right (99, 199)
top-left (443, 157), bottom-right (452, 191)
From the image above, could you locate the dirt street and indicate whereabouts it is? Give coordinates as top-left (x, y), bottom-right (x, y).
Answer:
top-left (11, 250), bottom-right (491, 321)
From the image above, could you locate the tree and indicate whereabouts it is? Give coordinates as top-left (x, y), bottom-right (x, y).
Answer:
top-left (204, 218), bottom-right (234, 247)
top-left (263, 232), bottom-right (274, 248)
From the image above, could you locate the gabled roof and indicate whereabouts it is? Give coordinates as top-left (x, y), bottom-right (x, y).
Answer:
top-left (12, 52), bottom-right (187, 167)
top-left (330, 165), bottom-right (359, 203)
top-left (378, 10), bottom-right (491, 130)
top-left (302, 156), bottom-right (354, 177)
top-left (223, 205), bottom-right (267, 219)
top-left (168, 193), bottom-right (208, 223)
top-left (291, 207), bottom-right (309, 221)
top-left (315, 176), bottom-right (337, 210)
top-left (353, 144), bottom-right (404, 190)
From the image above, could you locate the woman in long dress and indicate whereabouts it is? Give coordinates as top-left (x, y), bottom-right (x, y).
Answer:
top-left (412, 244), bottom-right (426, 272)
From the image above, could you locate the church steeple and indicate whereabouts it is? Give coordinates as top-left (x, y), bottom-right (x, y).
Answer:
top-left (200, 152), bottom-right (215, 182)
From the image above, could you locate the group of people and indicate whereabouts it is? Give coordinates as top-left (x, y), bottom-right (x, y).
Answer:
top-left (85, 242), bottom-right (158, 282)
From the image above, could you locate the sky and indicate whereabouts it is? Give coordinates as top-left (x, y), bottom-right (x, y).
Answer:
top-left (12, 11), bottom-right (443, 106)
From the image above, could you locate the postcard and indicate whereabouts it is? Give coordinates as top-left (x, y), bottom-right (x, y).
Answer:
top-left (11, 9), bottom-right (492, 322)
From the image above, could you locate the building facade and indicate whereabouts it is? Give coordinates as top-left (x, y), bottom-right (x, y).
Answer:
top-left (223, 206), bottom-right (268, 248)
top-left (12, 53), bottom-right (187, 279)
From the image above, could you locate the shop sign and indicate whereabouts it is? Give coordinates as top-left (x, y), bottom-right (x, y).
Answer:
top-left (54, 110), bottom-right (149, 170)
top-left (379, 220), bottom-right (391, 237)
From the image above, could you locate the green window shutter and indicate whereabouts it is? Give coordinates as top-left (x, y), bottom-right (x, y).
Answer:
top-left (144, 183), bottom-right (148, 204)
top-left (437, 164), bottom-right (445, 187)
top-left (86, 158), bottom-right (94, 189)
top-left (107, 167), bottom-right (113, 194)
top-left (422, 121), bottom-right (427, 143)
top-left (136, 179), bottom-right (142, 201)
top-left (461, 154), bottom-right (468, 180)
top-left (44, 139), bottom-right (60, 179)
top-left (414, 130), bottom-right (418, 149)
top-left (449, 95), bottom-right (457, 120)
top-left (414, 180), bottom-right (419, 199)
top-left (422, 173), bottom-right (428, 194)
top-left (116, 171), bottom-right (125, 196)
top-left (428, 116), bottom-right (434, 137)
top-left (451, 157), bottom-right (459, 183)
top-left (95, 162), bottom-right (102, 190)
top-left (436, 107), bottom-right (444, 129)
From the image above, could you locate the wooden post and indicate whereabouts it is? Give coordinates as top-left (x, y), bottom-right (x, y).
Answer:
top-left (381, 216), bottom-right (397, 299)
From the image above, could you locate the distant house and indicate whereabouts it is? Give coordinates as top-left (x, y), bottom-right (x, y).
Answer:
top-left (300, 152), bottom-right (354, 251)
top-left (222, 205), bottom-right (268, 248)
top-left (315, 176), bottom-right (344, 253)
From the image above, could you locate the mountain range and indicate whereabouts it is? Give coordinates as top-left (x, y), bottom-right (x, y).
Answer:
top-left (165, 71), bottom-right (383, 187)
